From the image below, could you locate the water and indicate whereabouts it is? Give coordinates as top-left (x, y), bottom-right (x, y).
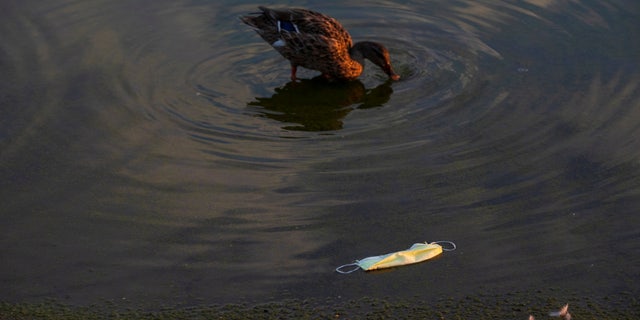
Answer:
top-left (1, 0), bottom-right (639, 309)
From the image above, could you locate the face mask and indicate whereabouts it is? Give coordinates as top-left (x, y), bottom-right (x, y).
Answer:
top-left (336, 241), bottom-right (456, 274)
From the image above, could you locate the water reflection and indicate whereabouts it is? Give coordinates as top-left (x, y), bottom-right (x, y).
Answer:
top-left (248, 78), bottom-right (394, 131)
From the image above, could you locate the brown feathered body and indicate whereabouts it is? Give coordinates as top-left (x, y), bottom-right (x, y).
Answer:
top-left (241, 7), bottom-right (399, 81)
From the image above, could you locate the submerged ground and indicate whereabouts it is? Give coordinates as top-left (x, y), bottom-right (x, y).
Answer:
top-left (2, 290), bottom-right (639, 319)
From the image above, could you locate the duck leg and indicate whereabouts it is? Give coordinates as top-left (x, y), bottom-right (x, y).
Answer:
top-left (290, 64), bottom-right (298, 81)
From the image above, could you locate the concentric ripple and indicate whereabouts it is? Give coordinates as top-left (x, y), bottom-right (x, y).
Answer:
top-left (153, 2), bottom-right (502, 146)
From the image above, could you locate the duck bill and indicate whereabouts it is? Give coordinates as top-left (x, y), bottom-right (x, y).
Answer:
top-left (385, 65), bottom-right (400, 80)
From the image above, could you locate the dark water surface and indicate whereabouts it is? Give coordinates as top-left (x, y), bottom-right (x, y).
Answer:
top-left (2, 0), bottom-right (639, 311)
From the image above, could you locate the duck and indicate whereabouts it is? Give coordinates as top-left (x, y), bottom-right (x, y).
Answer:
top-left (241, 6), bottom-right (400, 81)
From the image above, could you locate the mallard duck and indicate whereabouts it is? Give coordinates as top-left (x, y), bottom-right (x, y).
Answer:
top-left (241, 6), bottom-right (400, 81)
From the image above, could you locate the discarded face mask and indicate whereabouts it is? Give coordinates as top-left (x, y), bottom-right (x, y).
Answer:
top-left (335, 241), bottom-right (456, 274)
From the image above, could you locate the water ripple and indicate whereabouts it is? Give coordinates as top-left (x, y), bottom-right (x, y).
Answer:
top-left (3, 0), bottom-right (640, 307)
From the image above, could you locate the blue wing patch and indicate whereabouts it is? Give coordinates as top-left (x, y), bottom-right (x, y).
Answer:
top-left (277, 20), bottom-right (298, 33)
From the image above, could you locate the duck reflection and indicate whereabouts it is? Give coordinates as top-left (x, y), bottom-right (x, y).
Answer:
top-left (248, 77), bottom-right (394, 131)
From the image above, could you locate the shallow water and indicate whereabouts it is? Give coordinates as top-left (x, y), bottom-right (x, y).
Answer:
top-left (1, 0), bottom-right (639, 309)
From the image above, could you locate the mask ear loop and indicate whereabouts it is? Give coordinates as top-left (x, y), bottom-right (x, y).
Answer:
top-left (335, 262), bottom-right (361, 274)
top-left (433, 241), bottom-right (456, 251)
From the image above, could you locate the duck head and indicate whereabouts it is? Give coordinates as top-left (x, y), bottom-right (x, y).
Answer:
top-left (350, 41), bottom-right (400, 80)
